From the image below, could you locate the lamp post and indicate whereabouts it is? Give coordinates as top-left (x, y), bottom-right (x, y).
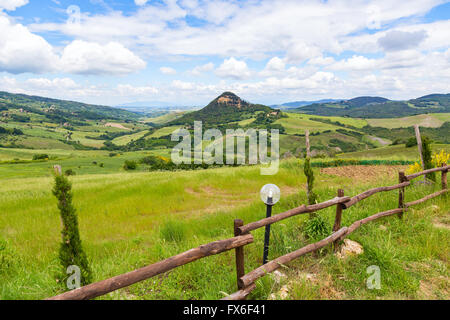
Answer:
top-left (260, 184), bottom-right (281, 265)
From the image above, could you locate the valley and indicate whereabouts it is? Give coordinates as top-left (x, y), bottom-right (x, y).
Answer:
top-left (0, 90), bottom-right (449, 300)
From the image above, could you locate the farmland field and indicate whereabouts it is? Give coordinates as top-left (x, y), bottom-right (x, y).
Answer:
top-left (367, 113), bottom-right (450, 129)
top-left (1, 92), bottom-right (449, 301)
top-left (1, 159), bottom-right (448, 300)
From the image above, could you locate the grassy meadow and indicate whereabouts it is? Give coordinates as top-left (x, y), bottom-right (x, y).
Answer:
top-left (1, 102), bottom-right (449, 300)
top-left (1, 156), bottom-right (448, 300)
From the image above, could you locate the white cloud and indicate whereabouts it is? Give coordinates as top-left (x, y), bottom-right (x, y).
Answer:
top-left (0, 15), bottom-right (58, 74)
top-left (134, 0), bottom-right (148, 6)
top-left (308, 56), bottom-right (335, 66)
top-left (378, 30), bottom-right (428, 52)
top-left (117, 84), bottom-right (158, 96)
top-left (160, 66), bottom-right (177, 75)
top-left (0, 0), bottom-right (28, 11)
top-left (26, 77), bottom-right (79, 90)
top-left (331, 55), bottom-right (378, 71)
top-left (215, 57), bottom-right (251, 80)
top-left (60, 40), bottom-right (146, 75)
top-left (190, 62), bottom-right (215, 76)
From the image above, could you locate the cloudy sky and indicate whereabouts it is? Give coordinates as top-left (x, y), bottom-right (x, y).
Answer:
top-left (0, 0), bottom-right (449, 106)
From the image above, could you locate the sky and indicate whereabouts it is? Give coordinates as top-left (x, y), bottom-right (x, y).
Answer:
top-left (0, 0), bottom-right (449, 107)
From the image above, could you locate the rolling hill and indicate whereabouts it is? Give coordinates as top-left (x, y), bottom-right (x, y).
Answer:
top-left (293, 94), bottom-right (450, 118)
top-left (0, 91), bottom-right (140, 121)
top-left (169, 92), bottom-right (273, 126)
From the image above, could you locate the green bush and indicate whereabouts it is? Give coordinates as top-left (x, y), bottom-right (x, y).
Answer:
top-left (304, 157), bottom-right (318, 206)
top-left (304, 215), bottom-right (330, 240)
top-left (32, 154), bottom-right (49, 161)
top-left (160, 220), bottom-right (187, 242)
top-left (123, 160), bottom-right (137, 171)
top-left (64, 169), bottom-right (76, 176)
top-left (422, 137), bottom-right (436, 181)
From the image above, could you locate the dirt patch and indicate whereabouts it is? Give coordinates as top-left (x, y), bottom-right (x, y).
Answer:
top-left (320, 165), bottom-right (408, 183)
top-left (183, 185), bottom-right (300, 217)
top-left (104, 123), bottom-right (131, 130)
top-left (367, 136), bottom-right (391, 146)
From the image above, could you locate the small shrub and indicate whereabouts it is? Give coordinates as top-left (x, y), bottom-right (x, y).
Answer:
top-left (304, 215), bottom-right (330, 240)
top-left (422, 137), bottom-right (436, 181)
top-left (406, 162), bottom-right (422, 175)
top-left (160, 220), bottom-right (186, 242)
top-left (92, 161), bottom-right (97, 165)
top-left (99, 163), bottom-right (104, 168)
top-left (405, 137), bottom-right (417, 148)
top-left (432, 149), bottom-right (449, 167)
top-left (64, 169), bottom-right (76, 176)
top-left (123, 160), bottom-right (137, 171)
top-left (109, 153), bottom-right (117, 157)
top-left (32, 154), bottom-right (49, 161)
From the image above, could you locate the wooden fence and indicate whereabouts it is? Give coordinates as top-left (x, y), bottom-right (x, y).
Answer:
top-left (47, 164), bottom-right (449, 301)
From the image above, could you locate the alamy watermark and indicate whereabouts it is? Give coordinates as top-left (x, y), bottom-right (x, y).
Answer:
top-left (366, 265), bottom-right (381, 290)
top-left (171, 121), bottom-right (280, 175)
top-left (66, 265), bottom-right (81, 290)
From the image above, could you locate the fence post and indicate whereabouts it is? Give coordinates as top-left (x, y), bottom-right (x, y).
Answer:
top-left (398, 171), bottom-right (407, 219)
top-left (234, 219), bottom-right (245, 290)
top-left (332, 189), bottom-right (344, 252)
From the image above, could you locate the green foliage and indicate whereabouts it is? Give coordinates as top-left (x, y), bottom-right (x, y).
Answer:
top-left (303, 215), bottom-right (330, 240)
top-left (303, 157), bottom-right (318, 208)
top-left (0, 126), bottom-right (24, 135)
top-left (64, 169), bottom-right (76, 176)
top-left (32, 154), bottom-right (49, 160)
top-left (52, 174), bottom-right (92, 286)
top-left (170, 92), bottom-right (272, 126)
top-left (296, 94), bottom-right (450, 118)
top-left (422, 137), bottom-right (436, 181)
top-left (160, 220), bottom-right (187, 242)
top-left (406, 137), bottom-right (417, 148)
top-left (0, 90), bottom-right (139, 121)
top-left (123, 160), bottom-right (137, 171)
top-left (310, 159), bottom-right (414, 168)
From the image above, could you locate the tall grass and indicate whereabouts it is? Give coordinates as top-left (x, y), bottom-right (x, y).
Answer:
top-left (0, 161), bottom-right (448, 300)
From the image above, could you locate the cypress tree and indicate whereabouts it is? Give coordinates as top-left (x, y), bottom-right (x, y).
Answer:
top-left (422, 137), bottom-right (436, 182)
top-left (304, 156), bottom-right (318, 219)
top-left (52, 167), bottom-right (92, 286)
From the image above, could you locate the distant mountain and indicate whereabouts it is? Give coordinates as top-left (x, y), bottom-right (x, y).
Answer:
top-left (272, 99), bottom-right (340, 109)
top-left (293, 94), bottom-right (450, 118)
top-left (344, 96), bottom-right (390, 108)
top-left (170, 92), bottom-right (273, 125)
top-left (119, 101), bottom-right (175, 108)
top-left (0, 91), bottom-right (139, 121)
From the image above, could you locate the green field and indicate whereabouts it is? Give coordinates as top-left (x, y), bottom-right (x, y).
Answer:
top-left (367, 113), bottom-right (450, 129)
top-left (1, 159), bottom-right (448, 300)
top-left (275, 113), bottom-right (345, 134)
top-left (1, 92), bottom-right (449, 300)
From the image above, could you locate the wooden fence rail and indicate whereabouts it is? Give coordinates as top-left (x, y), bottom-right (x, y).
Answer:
top-left (47, 164), bottom-right (448, 301)
top-left (47, 234), bottom-right (253, 300)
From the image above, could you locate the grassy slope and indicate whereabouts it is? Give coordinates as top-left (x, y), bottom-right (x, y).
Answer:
top-left (337, 144), bottom-right (450, 160)
top-left (0, 160), bottom-right (448, 300)
top-left (367, 113), bottom-right (450, 129)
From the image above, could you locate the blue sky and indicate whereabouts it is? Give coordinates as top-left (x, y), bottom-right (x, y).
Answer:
top-left (0, 0), bottom-right (449, 106)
